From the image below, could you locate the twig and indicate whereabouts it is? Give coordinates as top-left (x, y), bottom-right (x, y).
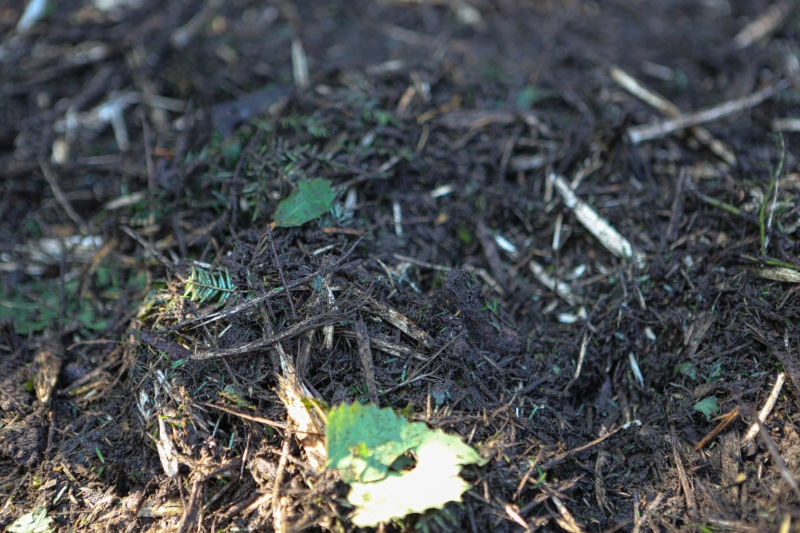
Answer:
top-left (694, 406), bottom-right (740, 451)
top-left (628, 352), bottom-right (644, 387)
top-left (188, 312), bottom-right (347, 360)
top-left (564, 333), bottom-right (590, 391)
top-left (528, 260), bottom-right (582, 307)
top-left (666, 168), bottom-right (688, 243)
top-left (392, 253), bottom-right (452, 271)
top-left (171, 0), bottom-right (224, 48)
top-left (174, 236), bottom-right (364, 329)
top-left (631, 491), bottom-right (641, 533)
top-left (274, 374), bottom-right (327, 469)
top-left (322, 274), bottom-right (336, 351)
top-left (741, 372), bottom-right (785, 447)
top-left (570, 149), bottom-right (603, 189)
top-left (609, 67), bottom-right (735, 164)
top-left (627, 81), bottom-right (788, 144)
top-left (552, 212), bottom-right (564, 251)
top-left (745, 405), bottom-right (800, 499)
top-left (550, 173), bottom-right (642, 263)
top-left (476, 217), bottom-right (508, 289)
top-left (271, 433), bottom-right (292, 526)
top-left (732, 0), bottom-right (796, 50)
top-left (291, 37), bottom-right (310, 90)
top-left (670, 425), bottom-right (697, 519)
top-left (177, 479), bottom-right (204, 533)
top-left (541, 427), bottom-right (620, 470)
top-left (761, 134), bottom-right (785, 255)
top-left (355, 316), bottom-right (379, 404)
top-left (203, 402), bottom-right (287, 430)
top-left (549, 494), bottom-right (586, 533)
top-left (217, 491), bottom-right (265, 524)
top-left (120, 225), bottom-right (174, 270)
top-left (640, 492), bottom-right (666, 532)
top-left (360, 293), bottom-right (435, 348)
top-left (40, 161), bottom-right (88, 232)
top-left (266, 223), bottom-right (297, 320)
top-left (294, 303), bottom-right (317, 384)
top-left (512, 460), bottom-right (540, 501)
top-left (594, 451), bottom-right (608, 511)
top-left (498, 124), bottom-right (522, 179)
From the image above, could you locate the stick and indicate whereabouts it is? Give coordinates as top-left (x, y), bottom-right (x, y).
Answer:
top-left (266, 223), bottom-right (297, 320)
top-left (627, 82), bottom-right (788, 144)
top-left (666, 168), bottom-right (688, 243)
top-left (355, 316), bottom-right (379, 404)
top-left (40, 161), bottom-right (88, 232)
top-left (609, 67), bottom-right (735, 164)
top-left (564, 333), bottom-right (590, 391)
top-left (121, 225), bottom-right (174, 270)
top-left (741, 372), bottom-right (785, 447)
top-left (732, 0), bottom-right (795, 50)
top-left (670, 425), bottom-right (697, 518)
top-left (746, 405), bottom-right (800, 499)
top-left (188, 312), bottom-right (345, 360)
top-left (694, 406), bottom-right (740, 451)
top-left (529, 260), bottom-right (582, 306)
top-left (549, 173), bottom-right (642, 263)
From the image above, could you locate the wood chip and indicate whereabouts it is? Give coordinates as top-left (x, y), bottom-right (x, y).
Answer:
top-left (550, 173), bottom-right (643, 264)
top-left (355, 316), bottom-right (379, 404)
top-left (670, 425), bottom-right (697, 519)
top-left (34, 334), bottom-right (63, 406)
top-left (362, 294), bottom-right (435, 349)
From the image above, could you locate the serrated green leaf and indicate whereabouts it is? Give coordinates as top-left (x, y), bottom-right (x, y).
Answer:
top-left (326, 402), bottom-right (485, 527)
top-left (347, 429), bottom-right (485, 527)
top-left (326, 403), bottom-right (428, 483)
top-left (274, 178), bottom-right (337, 227)
top-left (8, 507), bottom-right (54, 533)
top-left (693, 396), bottom-right (719, 421)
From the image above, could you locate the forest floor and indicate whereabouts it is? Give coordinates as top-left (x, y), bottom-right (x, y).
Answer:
top-left (2, 0), bottom-right (800, 531)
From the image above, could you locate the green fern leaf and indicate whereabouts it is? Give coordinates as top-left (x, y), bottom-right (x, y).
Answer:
top-left (183, 267), bottom-right (237, 307)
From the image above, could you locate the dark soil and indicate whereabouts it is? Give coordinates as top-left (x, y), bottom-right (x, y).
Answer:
top-left (2, 0), bottom-right (800, 531)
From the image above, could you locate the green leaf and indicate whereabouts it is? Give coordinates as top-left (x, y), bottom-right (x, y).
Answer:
top-left (274, 178), bottom-right (337, 227)
top-left (326, 403), bottom-right (428, 483)
top-left (183, 267), bottom-right (236, 307)
top-left (0, 278), bottom-right (110, 335)
top-left (347, 429), bottom-right (485, 527)
top-left (221, 139), bottom-right (242, 167)
top-left (693, 396), bottom-right (719, 421)
top-left (8, 507), bottom-right (54, 533)
top-left (515, 85), bottom-right (557, 110)
top-left (326, 402), bottom-right (486, 527)
top-left (675, 362), bottom-right (697, 381)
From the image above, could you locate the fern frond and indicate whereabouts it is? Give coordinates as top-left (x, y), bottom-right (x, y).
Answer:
top-left (183, 267), bottom-right (237, 306)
